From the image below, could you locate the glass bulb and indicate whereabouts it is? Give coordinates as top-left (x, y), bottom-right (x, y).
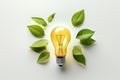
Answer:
top-left (51, 26), bottom-right (71, 67)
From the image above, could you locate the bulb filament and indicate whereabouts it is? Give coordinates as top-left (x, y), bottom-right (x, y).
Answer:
top-left (56, 35), bottom-right (65, 55)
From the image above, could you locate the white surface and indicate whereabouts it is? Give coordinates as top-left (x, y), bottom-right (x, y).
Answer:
top-left (0, 0), bottom-right (120, 80)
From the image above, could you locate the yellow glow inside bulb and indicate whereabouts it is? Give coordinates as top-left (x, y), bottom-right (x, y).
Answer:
top-left (51, 26), bottom-right (71, 67)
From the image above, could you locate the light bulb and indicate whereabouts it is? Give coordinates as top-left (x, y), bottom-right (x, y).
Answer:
top-left (51, 26), bottom-right (71, 67)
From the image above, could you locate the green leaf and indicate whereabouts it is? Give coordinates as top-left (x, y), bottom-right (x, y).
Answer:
top-left (47, 13), bottom-right (55, 22)
top-left (72, 46), bottom-right (86, 66)
top-left (37, 50), bottom-right (50, 64)
top-left (30, 39), bottom-right (48, 48)
top-left (76, 29), bottom-right (95, 40)
top-left (80, 38), bottom-right (96, 45)
top-left (72, 9), bottom-right (85, 27)
top-left (31, 47), bottom-right (46, 53)
top-left (27, 25), bottom-right (45, 37)
top-left (31, 17), bottom-right (47, 26)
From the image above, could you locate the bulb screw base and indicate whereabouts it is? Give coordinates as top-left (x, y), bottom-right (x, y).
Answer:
top-left (56, 57), bottom-right (65, 67)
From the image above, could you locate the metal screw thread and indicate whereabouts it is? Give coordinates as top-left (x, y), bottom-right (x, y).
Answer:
top-left (56, 57), bottom-right (65, 67)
